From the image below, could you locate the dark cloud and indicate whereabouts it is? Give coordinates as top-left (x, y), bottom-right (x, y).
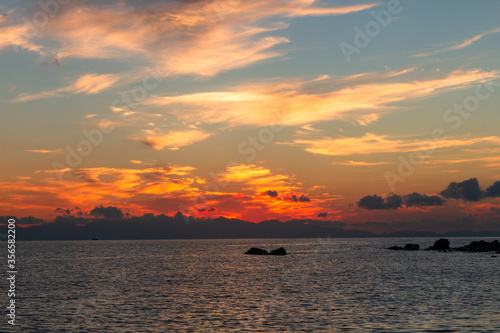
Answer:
top-left (484, 181), bottom-right (500, 198)
top-left (55, 208), bottom-right (73, 216)
top-left (358, 192), bottom-right (447, 210)
top-left (198, 207), bottom-right (217, 214)
top-left (404, 192), bottom-right (446, 207)
top-left (358, 178), bottom-right (500, 210)
top-left (357, 194), bottom-right (403, 210)
top-left (55, 207), bottom-right (84, 217)
top-left (357, 195), bottom-right (385, 209)
top-left (283, 194), bottom-right (311, 202)
top-left (317, 212), bottom-right (328, 218)
top-left (386, 194), bottom-right (403, 209)
top-left (440, 178), bottom-right (483, 201)
top-left (90, 206), bottom-right (124, 219)
top-left (266, 190), bottom-right (278, 197)
top-left (299, 195), bottom-right (311, 202)
top-left (54, 215), bottom-right (91, 225)
top-left (0, 216), bottom-right (45, 225)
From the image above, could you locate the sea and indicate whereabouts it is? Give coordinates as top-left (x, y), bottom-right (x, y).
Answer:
top-left (3, 237), bottom-right (500, 332)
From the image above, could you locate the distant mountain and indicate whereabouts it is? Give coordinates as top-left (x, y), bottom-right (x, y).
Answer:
top-left (3, 214), bottom-right (499, 241)
top-left (378, 231), bottom-right (441, 238)
top-left (442, 230), bottom-right (500, 237)
top-left (14, 215), bottom-right (375, 240)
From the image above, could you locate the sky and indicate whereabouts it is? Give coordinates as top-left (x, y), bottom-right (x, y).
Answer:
top-left (1, 0), bottom-right (500, 232)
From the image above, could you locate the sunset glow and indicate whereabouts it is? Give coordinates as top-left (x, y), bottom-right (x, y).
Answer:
top-left (1, 0), bottom-right (500, 232)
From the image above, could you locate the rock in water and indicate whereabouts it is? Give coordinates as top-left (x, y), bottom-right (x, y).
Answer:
top-left (387, 246), bottom-right (403, 250)
top-left (455, 240), bottom-right (500, 252)
top-left (269, 247), bottom-right (287, 255)
top-left (431, 238), bottom-right (450, 250)
top-left (245, 247), bottom-right (269, 255)
top-left (404, 244), bottom-right (420, 251)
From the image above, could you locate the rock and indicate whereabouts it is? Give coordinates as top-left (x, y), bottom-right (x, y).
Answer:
top-left (269, 247), bottom-right (287, 255)
top-left (404, 243), bottom-right (420, 251)
top-left (455, 240), bottom-right (500, 252)
top-left (387, 246), bottom-right (403, 250)
top-left (430, 238), bottom-right (450, 250)
top-left (245, 247), bottom-right (268, 255)
top-left (492, 255), bottom-right (497, 258)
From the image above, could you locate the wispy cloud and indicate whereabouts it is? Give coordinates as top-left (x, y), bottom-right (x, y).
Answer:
top-left (337, 161), bottom-right (391, 166)
top-left (285, 2), bottom-right (380, 17)
top-left (26, 149), bottom-right (63, 154)
top-left (138, 129), bottom-right (212, 150)
top-left (414, 26), bottom-right (500, 57)
top-left (1, 0), bottom-right (378, 78)
top-left (10, 72), bottom-right (126, 103)
top-left (144, 69), bottom-right (498, 127)
top-left (0, 24), bottom-right (43, 53)
top-left (286, 133), bottom-right (500, 156)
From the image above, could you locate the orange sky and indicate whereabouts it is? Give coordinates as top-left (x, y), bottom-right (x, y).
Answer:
top-left (1, 0), bottom-right (500, 231)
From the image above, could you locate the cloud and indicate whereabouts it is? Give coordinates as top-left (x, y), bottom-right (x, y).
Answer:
top-left (65, 73), bottom-right (124, 94)
top-left (0, 24), bottom-right (43, 53)
top-left (27, 149), bottom-right (63, 154)
top-left (0, 216), bottom-right (46, 225)
top-left (285, 3), bottom-right (380, 17)
top-left (357, 194), bottom-right (402, 210)
top-left (414, 26), bottom-right (500, 57)
top-left (1, 0), bottom-right (375, 78)
top-left (55, 207), bottom-right (73, 216)
top-left (265, 190), bottom-right (278, 197)
top-left (288, 133), bottom-right (500, 156)
top-left (139, 129), bottom-right (212, 150)
top-left (282, 194), bottom-right (311, 203)
top-left (358, 192), bottom-right (445, 210)
top-left (337, 160), bottom-right (391, 166)
top-left (440, 178), bottom-right (483, 202)
top-left (144, 69), bottom-right (499, 127)
top-left (317, 212), bottom-right (328, 218)
top-left (221, 164), bottom-right (297, 193)
top-left (484, 181), bottom-right (500, 198)
top-left (11, 72), bottom-right (126, 103)
top-left (0, 161), bottom-right (325, 222)
top-left (90, 205), bottom-right (124, 219)
top-left (359, 179), bottom-right (499, 211)
top-left (404, 192), bottom-right (446, 207)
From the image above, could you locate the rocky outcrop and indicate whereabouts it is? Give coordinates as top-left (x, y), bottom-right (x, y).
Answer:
top-left (269, 247), bottom-right (287, 255)
top-left (404, 243), bottom-right (420, 251)
top-left (245, 247), bottom-right (268, 255)
top-left (454, 240), bottom-right (500, 252)
top-left (388, 239), bottom-right (500, 253)
top-left (387, 244), bottom-right (419, 251)
top-left (244, 247), bottom-right (288, 255)
top-left (428, 238), bottom-right (450, 250)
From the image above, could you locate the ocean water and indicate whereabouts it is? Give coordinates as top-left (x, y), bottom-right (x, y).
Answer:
top-left (4, 238), bottom-right (500, 332)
